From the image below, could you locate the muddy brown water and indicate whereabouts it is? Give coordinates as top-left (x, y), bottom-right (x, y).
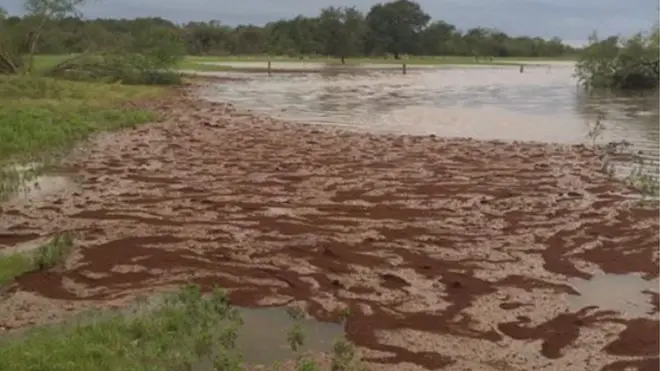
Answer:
top-left (201, 64), bottom-right (659, 180)
top-left (0, 79), bottom-right (658, 370)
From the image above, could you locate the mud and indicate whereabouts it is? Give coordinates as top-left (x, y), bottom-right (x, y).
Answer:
top-left (0, 87), bottom-right (658, 370)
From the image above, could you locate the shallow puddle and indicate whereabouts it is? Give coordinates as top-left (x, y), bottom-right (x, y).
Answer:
top-left (15, 174), bottom-right (73, 200)
top-left (235, 307), bottom-right (342, 364)
top-left (1, 162), bottom-right (76, 202)
top-left (568, 274), bottom-right (659, 318)
top-left (190, 306), bottom-right (345, 370)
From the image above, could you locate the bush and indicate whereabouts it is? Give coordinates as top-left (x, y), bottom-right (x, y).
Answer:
top-left (575, 26), bottom-right (659, 90)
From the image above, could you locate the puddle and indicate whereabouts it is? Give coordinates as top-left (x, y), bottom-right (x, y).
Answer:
top-left (235, 307), bottom-right (343, 364)
top-left (15, 174), bottom-right (73, 200)
top-left (190, 306), bottom-right (344, 369)
top-left (1, 162), bottom-right (76, 202)
top-left (568, 274), bottom-right (659, 318)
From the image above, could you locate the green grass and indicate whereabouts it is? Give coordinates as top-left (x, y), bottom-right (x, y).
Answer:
top-left (0, 75), bottom-right (163, 161)
top-left (0, 253), bottom-right (34, 287)
top-left (0, 232), bottom-right (74, 287)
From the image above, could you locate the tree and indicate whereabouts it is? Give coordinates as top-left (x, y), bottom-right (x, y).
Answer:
top-left (365, 0), bottom-right (430, 58)
top-left (419, 21), bottom-right (455, 55)
top-left (22, 0), bottom-right (86, 72)
top-left (318, 6), bottom-right (365, 62)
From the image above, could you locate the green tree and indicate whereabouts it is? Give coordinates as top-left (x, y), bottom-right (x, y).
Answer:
top-left (365, 0), bottom-right (430, 58)
top-left (22, 0), bottom-right (86, 72)
top-left (419, 20), bottom-right (456, 55)
top-left (318, 6), bottom-right (365, 62)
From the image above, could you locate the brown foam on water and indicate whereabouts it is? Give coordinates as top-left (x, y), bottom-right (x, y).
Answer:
top-left (0, 88), bottom-right (657, 370)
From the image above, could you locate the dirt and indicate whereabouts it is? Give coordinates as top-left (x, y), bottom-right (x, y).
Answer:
top-left (0, 85), bottom-right (658, 370)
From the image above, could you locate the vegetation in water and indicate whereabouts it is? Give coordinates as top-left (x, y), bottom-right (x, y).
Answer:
top-left (575, 26), bottom-right (659, 90)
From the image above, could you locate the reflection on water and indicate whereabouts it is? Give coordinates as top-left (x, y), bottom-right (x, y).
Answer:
top-left (202, 64), bottom-right (659, 178)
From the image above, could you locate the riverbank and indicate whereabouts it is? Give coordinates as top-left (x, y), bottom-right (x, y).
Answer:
top-left (0, 81), bottom-right (658, 370)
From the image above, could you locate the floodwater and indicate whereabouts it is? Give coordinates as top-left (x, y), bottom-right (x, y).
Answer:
top-left (191, 306), bottom-right (344, 369)
top-left (201, 63), bottom-right (659, 177)
top-left (568, 274), bottom-right (660, 318)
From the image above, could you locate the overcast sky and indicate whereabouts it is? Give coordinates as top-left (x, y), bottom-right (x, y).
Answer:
top-left (2, 0), bottom-right (658, 45)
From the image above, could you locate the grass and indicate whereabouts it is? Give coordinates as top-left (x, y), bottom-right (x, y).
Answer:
top-left (0, 284), bottom-right (365, 371)
top-left (0, 75), bottom-right (164, 198)
top-left (0, 232), bottom-right (74, 287)
top-left (0, 253), bottom-right (34, 287)
top-left (0, 285), bottom-right (244, 371)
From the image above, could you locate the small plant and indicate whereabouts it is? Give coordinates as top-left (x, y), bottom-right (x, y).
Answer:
top-left (32, 231), bottom-right (74, 270)
top-left (331, 339), bottom-right (361, 371)
top-left (287, 323), bottom-right (306, 353)
top-left (626, 154), bottom-right (660, 201)
top-left (296, 357), bottom-right (320, 371)
top-left (587, 116), bottom-right (606, 145)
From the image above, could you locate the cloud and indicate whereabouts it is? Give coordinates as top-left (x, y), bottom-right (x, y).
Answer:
top-left (1, 0), bottom-right (657, 40)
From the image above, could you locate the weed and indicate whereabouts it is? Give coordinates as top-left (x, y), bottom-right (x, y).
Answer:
top-left (297, 357), bottom-right (320, 371)
top-left (587, 116), bottom-right (606, 145)
top-left (287, 323), bottom-right (306, 353)
top-left (626, 154), bottom-right (660, 201)
top-left (331, 339), bottom-right (365, 371)
top-left (32, 231), bottom-right (74, 270)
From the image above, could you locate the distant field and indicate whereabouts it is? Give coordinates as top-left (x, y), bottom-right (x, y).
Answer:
top-left (32, 54), bottom-right (577, 73)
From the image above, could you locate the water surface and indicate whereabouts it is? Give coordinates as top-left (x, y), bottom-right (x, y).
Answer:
top-left (202, 64), bottom-right (659, 177)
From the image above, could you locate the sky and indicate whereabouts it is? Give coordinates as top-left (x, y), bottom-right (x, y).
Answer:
top-left (1, 0), bottom-right (658, 46)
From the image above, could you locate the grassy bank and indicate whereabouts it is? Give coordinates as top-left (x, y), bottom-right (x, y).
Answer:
top-left (0, 76), bottom-right (163, 197)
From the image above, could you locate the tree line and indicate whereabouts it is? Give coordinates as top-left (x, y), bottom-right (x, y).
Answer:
top-left (2, 0), bottom-right (579, 59)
